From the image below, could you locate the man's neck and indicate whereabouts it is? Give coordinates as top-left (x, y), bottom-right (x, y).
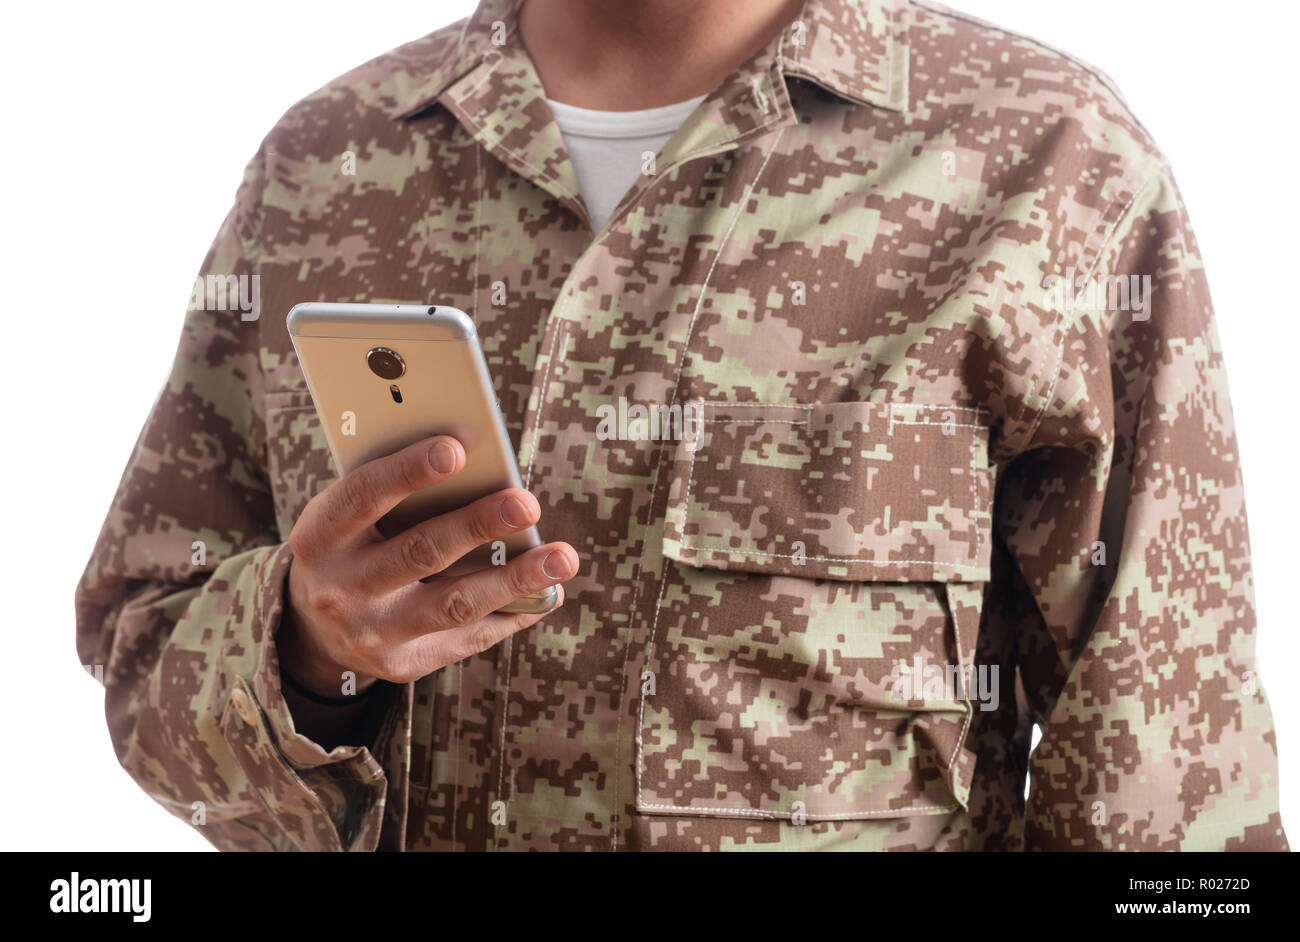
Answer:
top-left (518, 0), bottom-right (803, 110)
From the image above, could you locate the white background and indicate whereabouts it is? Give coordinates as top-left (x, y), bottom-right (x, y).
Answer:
top-left (0, 1), bottom-right (1294, 850)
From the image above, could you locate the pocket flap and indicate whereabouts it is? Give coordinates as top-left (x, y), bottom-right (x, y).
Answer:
top-left (663, 401), bottom-right (992, 583)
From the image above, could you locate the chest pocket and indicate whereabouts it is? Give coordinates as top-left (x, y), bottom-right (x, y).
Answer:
top-left (638, 400), bottom-right (993, 822)
top-left (263, 389), bottom-right (337, 539)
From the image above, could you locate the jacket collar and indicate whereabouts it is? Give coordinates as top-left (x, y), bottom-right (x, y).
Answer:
top-left (782, 0), bottom-right (909, 112)
top-left (391, 0), bottom-right (909, 121)
top-left (392, 0), bottom-right (518, 120)
top-left (389, 0), bottom-right (909, 230)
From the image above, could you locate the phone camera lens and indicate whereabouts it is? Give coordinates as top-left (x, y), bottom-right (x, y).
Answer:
top-left (366, 346), bottom-right (405, 380)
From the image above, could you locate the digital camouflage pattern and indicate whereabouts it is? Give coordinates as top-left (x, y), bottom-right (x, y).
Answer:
top-left (76, 0), bottom-right (1288, 850)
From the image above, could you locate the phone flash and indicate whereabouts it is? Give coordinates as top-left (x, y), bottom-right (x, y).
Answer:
top-left (390, 384), bottom-right (403, 404)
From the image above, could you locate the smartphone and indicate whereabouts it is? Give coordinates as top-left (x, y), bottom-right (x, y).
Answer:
top-left (286, 302), bottom-right (557, 615)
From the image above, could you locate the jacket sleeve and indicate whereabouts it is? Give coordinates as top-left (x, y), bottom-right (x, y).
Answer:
top-left (997, 165), bottom-right (1288, 850)
top-left (74, 146), bottom-right (412, 852)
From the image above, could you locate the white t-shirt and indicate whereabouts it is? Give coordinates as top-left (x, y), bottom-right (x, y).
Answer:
top-left (546, 96), bottom-right (706, 232)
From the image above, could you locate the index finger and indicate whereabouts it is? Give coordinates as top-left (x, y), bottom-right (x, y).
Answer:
top-left (298, 435), bottom-right (465, 551)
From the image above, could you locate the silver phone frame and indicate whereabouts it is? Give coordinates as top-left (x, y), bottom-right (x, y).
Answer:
top-left (286, 302), bottom-right (557, 616)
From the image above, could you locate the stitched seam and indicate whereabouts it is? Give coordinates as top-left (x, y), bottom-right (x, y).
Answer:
top-left (660, 50), bottom-right (788, 171)
top-left (472, 142), bottom-right (482, 321)
top-left (484, 138), bottom-right (581, 202)
top-left (491, 631), bottom-right (517, 851)
top-left (781, 59), bottom-right (854, 92)
top-left (891, 420), bottom-right (986, 430)
top-left (678, 422), bottom-right (703, 555)
top-left (676, 547), bottom-right (985, 570)
top-left (468, 117), bottom-right (581, 202)
top-left (635, 802), bottom-right (958, 818)
top-left (699, 401), bottom-right (987, 413)
top-left (1012, 174), bottom-right (1154, 455)
top-left (453, 662), bottom-right (462, 851)
top-left (590, 85), bottom-right (765, 834)
top-left (631, 131), bottom-right (786, 825)
top-left (969, 429), bottom-right (981, 578)
top-left (453, 56), bottom-right (581, 204)
top-left (657, 119), bottom-right (786, 177)
top-left (457, 53), bottom-right (502, 102)
top-left (588, 62), bottom-right (787, 242)
top-left (663, 396), bottom-right (984, 815)
top-left (454, 11), bottom-right (472, 61)
top-left (947, 595), bottom-right (973, 772)
top-left (592, 114), bottom-right (778, 239)
top-left (608, 51), bottom-right (797, 835)
top-left (885, 0), bottom-right (896, 106)
top-left (524, 321), bottom-right (564, 491)
top-left (946, 418), bottom-right (986, 775)
top-left (678, 408), bottom-right (985, 569)
top-left (776, 20), bottom-right (897, 105)
top-left (701, 401), bottom-right (986, 410)
top-left (450, 128), bottom-right (481, 852)
top-left (223, 683), bottom-right (342, 852)
top-left (701, 417), bottom-right (806, 425)
top-left (495, 319), bottom-right (565, 815)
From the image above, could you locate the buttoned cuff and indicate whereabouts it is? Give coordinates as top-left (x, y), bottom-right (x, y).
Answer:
top-left (219, 542), bottom-right (413, 851)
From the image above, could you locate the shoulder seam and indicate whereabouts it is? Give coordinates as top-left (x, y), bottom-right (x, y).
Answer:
top-left (1010, 167), bottom-right (1165, 455)
top-left (907, 0), bottom-right (1157, 146)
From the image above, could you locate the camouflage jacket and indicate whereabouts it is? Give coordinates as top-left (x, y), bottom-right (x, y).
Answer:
top-left (76, 0), bottom-right (1288, 851)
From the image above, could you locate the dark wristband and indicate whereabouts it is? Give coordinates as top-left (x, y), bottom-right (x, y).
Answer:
top-left (280, 666), bottom-right (385, 707)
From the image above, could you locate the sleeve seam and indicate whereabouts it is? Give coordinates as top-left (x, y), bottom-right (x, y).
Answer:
top-left (1005, 168), bottom-right (1162, 456)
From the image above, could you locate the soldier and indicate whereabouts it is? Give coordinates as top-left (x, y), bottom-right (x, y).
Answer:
top-left (77, 0), bottom-right (1288, 850)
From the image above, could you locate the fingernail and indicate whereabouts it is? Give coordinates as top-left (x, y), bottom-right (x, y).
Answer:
top-left (431, 441), bottom-right (457, 474)
top-left (500, 496), bottom-right (532, 529)
top-left (543, 550), bottom-right (573, 580)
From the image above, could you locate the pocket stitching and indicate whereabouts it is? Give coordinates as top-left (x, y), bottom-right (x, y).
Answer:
top-left (633, 802), bottom-right (959, 819)
top-left (677, 402), bottom-right (988, 572)
top-left (640, 399), bottom-right (986, 820)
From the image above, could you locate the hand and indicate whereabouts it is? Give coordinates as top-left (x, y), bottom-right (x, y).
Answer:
top-left (279, 435), bottom-right (577, 698)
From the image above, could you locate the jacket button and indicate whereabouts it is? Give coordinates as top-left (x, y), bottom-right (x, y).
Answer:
top-left (230, 688), bottom-right (257, 725)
